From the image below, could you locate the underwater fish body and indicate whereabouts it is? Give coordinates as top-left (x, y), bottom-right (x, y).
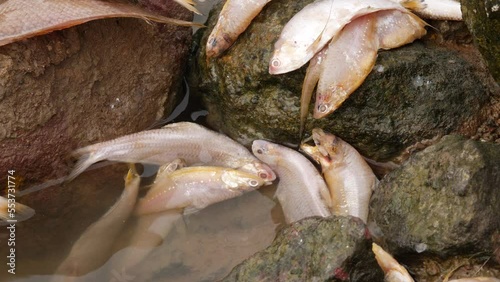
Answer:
top-left (300, 129), bottom-right (377, 223)
top-left (69, 122), bottom-right (276, 183)
top-left (135, 166), bottom-right (265, 215)
top-left (252, 140), bottom-right (331, 224)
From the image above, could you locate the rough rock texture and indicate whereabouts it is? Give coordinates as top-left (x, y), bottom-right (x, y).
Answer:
top-left (460, 0), bottom-right (500, 83)
top-left (0, 1), bottom-right (192, 185)
top-left (191, 0), bottom-right (494, 162)
top-left (369, 135), bottom-right (500, 258)
top-left (222, 216), bottom-right (383, 282)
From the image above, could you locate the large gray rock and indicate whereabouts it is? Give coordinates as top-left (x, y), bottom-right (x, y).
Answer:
top-left (192, 0), bottom-right (493, 163)
top-left (369, 135), bottom-right (500, 257)
top-left (223, 216), bottom-right (383, 282)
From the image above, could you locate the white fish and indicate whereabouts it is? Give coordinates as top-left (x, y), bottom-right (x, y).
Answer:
top-left (312, 9), bottom-right (426, 118)
top-left (206, 0), bottom-right (271, 58)
top-left (0, 0), bottom-right (201, 47)
top-left (0, 196), bottom-right (35, 224)
top-left (68, 122), bottom-right (276, 184)
top-left (135, 166), bottom-right (266, 215)
top-left (300, 129), bottom-right (377, 223)
top-left (269, 0), bottom-right (417, 75)
top-left (252, 140), bottom-right (331, 224)
top-left (55, 166), bottom-right (141, 276)
top-left (372, 243), bottom-right (415, 282)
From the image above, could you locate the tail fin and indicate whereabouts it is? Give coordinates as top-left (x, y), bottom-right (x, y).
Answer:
top-left (66, 152), bottom-right (95, 182)
top-left (0, 196), bottom-right (35, 223)
top-left (173, 0), bottom-right (202, 15)
top-left (399, 0), bottom-right (427, 11)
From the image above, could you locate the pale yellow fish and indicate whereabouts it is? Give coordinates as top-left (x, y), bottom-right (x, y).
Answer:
top-left (0, 0), bottom-right (201, 47)
top-left (300, 129), bottom-right (377, 223)
top-left (68, 122), bottom-right (276, 184)
top-left (252, 139), bottom-right (332, 224)
top-left (372, 243), bottom-right (414, 282)
top-left (269, 0), bottom-right (415, 75)
top-left (0, 196), bottom-right (35, 224)
top-left (135, 166), bottom-right (265, 215)
top-left (55, 165), bottom-right (141, 277)
top-left (312, 9), bottom-right (426, 119)
top-left (206, 0), bottom-right (271, 58)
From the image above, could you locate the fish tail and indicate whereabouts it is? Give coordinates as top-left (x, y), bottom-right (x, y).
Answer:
top-left (173, 0), bottom-right (202, 15)
top-left (66, 151), bottom-right (97, 182)
top-left (0, 196), bottom-right (35, 223)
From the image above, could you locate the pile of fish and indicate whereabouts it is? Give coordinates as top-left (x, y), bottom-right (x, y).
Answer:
top-left (206, 0), bottom-right (462, 134)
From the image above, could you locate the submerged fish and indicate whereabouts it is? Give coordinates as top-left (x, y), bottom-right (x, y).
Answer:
top-left (0, 196), bottom-right (35, 224)
top-left (310, 9), bottom-right (426, 119)
top-left (300, 129), bottom-right (377, 223)
top-left (56, 165), bottom-right (141, 277)
top-left (372, 243), bottom-right (415, 282)
top-left (0, 0), bottom-right (201, 47)
top-left (68, 122), bottom-right (276, 184)
top-left (206, 0), bottom-right (271, 58)
top-left (135, 166), bottom-right (266, 215)
top-left (252, 140), bottom-right (331, 224)
top-left (269, 0), bottom-right (417, 75)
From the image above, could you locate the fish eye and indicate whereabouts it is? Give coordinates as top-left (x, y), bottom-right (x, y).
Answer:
top-left (256, 149), bottom-right (263, 154)
top-left (249, 180), bottom-right (259, 187)
top-left (271, 59), bottom-right (281, 68)
top-left (258, 172), bottom-right (268, 179)
top-left (318, 104), bottom-right (328, 113)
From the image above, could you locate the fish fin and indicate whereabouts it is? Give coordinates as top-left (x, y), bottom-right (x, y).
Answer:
top-left (300, 49), bottom-right (324, 137)
top-left (182, 206), bottom-right (202, 215)
top-left (66, 151), bottom-right (96, 182)
top-left (399, 0), bottom-right (427, 11)
top-left (172, 0), bottom-right (202, 15)
top-left (125, 163), bottom-right (139, 185)
top-left (0, 196), bottom-right (35, 223)
top-left (306, 0), bottom-right (334, 54)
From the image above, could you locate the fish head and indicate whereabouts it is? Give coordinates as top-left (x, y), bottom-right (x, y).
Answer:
top-left (311, 128), bottom-right (344, 164)
top-left (269, 44), bottom-right (307, 75)
top-left (239, 161), bottom-right (277, 185)
top-left (313, 86), bottom-right (348, 119)
top-left (251, 140), bottom-right (280, 166)
top-left (299, 143), bottom-right (322, 164)
top-left (221, 170), bottom-right (265, 191)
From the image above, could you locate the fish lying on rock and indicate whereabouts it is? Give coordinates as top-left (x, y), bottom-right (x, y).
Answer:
top-left (0, 0), bottom-right (201, 47)
top-left (55, 165), bottom-right (141, 277)
top-left (301, 128), bottom-right (378, 223)
top-left (68, 122), bottom-right (276, 184)
top-left (252, 139), bottom-right (331, 224)
top-left (135, 166), bottom-right (266, 215)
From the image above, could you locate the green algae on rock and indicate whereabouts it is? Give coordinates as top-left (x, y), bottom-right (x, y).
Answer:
top-left (222, 216), bottom-right (384, 282)
top-left (193, 0), bottom-right (490, 162)
top-left (369, 135), bottom-right (500, 257)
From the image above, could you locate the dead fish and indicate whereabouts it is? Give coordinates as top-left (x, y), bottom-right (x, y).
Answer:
top-left (268, 0), bottom-right (418, 75)
top-left (55, 165), bottom-right (141, 277)
top-left (135, 166), bottom-right (266, 215)
top-left (312, 9), bottom-right (426, 119)
top-left (252, 140), bottom-right (331, 224)
top-left (300, 129), bottom-right (377, 223)
top-left (68, 122), bottom-right (276, 184)
top-left (0, 196), bottom-right (35, 224)
top-left (0, 0), bottom-right (202, 47)
top-left (409, 0), bottom-right (462, 21)
top-left (206, 0), bottom-right (271, 58)
top-left (372, 243), bottom-right (415, 282)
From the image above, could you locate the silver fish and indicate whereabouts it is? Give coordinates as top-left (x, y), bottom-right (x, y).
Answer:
top-left (68, 122), bottom-right (276, 184)
top-left (135, 166), bottom-right (266, 215)
top-left (301, 129), bottom-right (378, 223)
top-left (252, 140), bottom-right (331, 224)
top-left (55, 166), bottom-right (141, 276)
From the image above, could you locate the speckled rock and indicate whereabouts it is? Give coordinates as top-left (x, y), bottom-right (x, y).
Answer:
top-left (191, 0), bottom-right (492, 163)
top-left (222, 216), bottom-right (383, 282)
top-left (0, 1), bottom-right (192, 186)
top-left (369, 135), bottom-right (500, 258)
top-left (460, 0), bottom-right (500, 83)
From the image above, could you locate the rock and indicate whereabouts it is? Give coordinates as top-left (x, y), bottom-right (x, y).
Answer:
top-left (369, 135), bottom-right (500, 258)
top-left (0, 1), bottom-right (192, 185)
top-left (191, 0), bottom-right (492, 163)
top-left (222, 216), bottom-right (383, 282)
top-left (460, 0), bottom-right (500, 83)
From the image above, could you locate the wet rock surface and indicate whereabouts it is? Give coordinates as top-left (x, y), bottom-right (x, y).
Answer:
top-left (0, 2), bottom-right (192, 185)
top-left (222, 216), bottom-right (383, 282)
top-left (192, 0), bottom-right (495, 163)
top-left (460, 0), bottom-right (500, 83)
top-left (369, 135), bottom-right (500, 258)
